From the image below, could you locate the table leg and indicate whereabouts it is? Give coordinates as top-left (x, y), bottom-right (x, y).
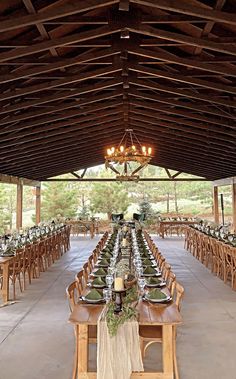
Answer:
top-left (1, 262), bottom-right (10, 303)
top-left (162, 325), bottom-right (173, 379)
top-left (77, 324), bottom-right (88, 379)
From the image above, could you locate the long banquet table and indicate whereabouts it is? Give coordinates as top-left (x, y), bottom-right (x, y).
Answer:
top-left (0, 225), bottom-right (70, 304)
top-left (159, 220), bottom-right (195, 238)
top-left (69, 301), bottom-right (182, 379)
top-left (69, 228), bottom-right (182, 379)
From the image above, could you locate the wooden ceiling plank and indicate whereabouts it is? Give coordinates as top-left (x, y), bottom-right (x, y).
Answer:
top-left (129, 98), bottom-right (235, 129)
top-left (129, 106), bottom-right (236, 137)
top-left (129, 88), bottom-right (236, 120)
top-left (0, 78), bottom-right (122, 115)
top-left (130, 0), bottom-right (236, 26)
top-left (129, 71), bottom-right (236, 108)
top-left (0, 96), bottom-right (123, 136)
top-left (0, 48), bottom-right (120, 85)
top-left (0, 1), bottom-right (119, 33)
top-left (128, 24), bottom-right (236, 56)
top-left (128, 46), bottom-right (236, 77)
top-left (0, 90), bottom-right (123, 129)
top-left (0, 25), bottom-right (120, 63)
top-left (128, 64), bottom-right (236, 97)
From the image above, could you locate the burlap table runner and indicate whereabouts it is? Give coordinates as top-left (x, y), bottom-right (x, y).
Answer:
top-left (97, 307), bottom-right (144, 379)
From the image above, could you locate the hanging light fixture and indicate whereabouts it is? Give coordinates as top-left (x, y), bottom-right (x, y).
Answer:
top-left (105, 129), bottom-right (153, 181)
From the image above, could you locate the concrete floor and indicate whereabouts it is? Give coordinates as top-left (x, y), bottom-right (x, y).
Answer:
top-left (0, 235), bottom-right (236, 379)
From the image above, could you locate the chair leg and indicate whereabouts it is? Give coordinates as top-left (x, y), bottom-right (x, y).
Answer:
top-left (72, 326), bottom-right (78, 379)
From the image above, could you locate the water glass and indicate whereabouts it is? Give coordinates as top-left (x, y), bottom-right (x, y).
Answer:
top-left (136, 266), bottom-right (143, 278)
top-left (103, 288), bottom-right (112, 304)
top-left (138, 278), bottom-right (146, 297)
top-left (106, 274), bottom-right (114, 289)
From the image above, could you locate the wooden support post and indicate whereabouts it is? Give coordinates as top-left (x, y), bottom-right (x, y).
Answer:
top-left (16, 182), bottom-right (23, 230)
top-left (213, 186), bottom-right (219, 224)
top-left (232, 183), bottom-right (236, 232)
top-left (36, 186), bottom-right (41, 225)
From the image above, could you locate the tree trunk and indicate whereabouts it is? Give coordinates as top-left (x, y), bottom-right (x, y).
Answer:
top-left (174, 182), bottom-right (178, 213)
top-left (167, 192), bottom-right (170, 214)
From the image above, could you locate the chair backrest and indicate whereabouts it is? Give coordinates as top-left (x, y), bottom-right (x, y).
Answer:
top-left (162, 262), bottom-right (171, 281)
top-left (75, 270), bottom-right (85, 295)
top-left (83, 262), bottom-right (89, 282)
top-left (66, 281), bottom-right (78, 311)
top-left (174, 282), bottom-right (184, 312)
top-left (167, 271), bottom-right (176, 297)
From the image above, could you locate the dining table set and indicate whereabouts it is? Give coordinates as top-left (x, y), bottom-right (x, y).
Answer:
top-left (157, 216), bottom-right (198, 238)
top-left (185, 223), bottom-right (236, 289)
top-left (0, 222), bottom-right (71, 305)
top-left (68, 224), bottom-right (183, 379)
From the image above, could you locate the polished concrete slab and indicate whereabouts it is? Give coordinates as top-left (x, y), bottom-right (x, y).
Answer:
top-left (0, 235), bottom-right (236, 379)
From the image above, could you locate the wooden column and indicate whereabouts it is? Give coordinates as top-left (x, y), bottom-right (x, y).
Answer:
top-left (232, 183), bottom-right (236, 232)
top-left (16, 182), bottom-right (23, 230)
top-left (213, 186), bottom-right (219, 224)
top-left (36, 186), bottom-right (41, 225)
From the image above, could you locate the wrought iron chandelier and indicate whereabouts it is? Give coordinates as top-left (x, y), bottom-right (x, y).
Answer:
top-left (105, 129), bottom-right (153, 181)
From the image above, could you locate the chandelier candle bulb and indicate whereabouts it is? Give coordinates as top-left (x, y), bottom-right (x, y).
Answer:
top-left (114, 277), bottom-right (124, 291)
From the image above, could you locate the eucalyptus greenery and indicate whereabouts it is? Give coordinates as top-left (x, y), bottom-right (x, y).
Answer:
top-left (106, 286), bottom-right (139, 337)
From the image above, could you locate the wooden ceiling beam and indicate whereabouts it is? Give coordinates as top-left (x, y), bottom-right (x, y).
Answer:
top-left (0, 112), bottom-right (124, 147)
top-left (0, 89), bottom-right (123, 129)
top-left (129, 113), bottom-right (236, 147)
top-left (129, 88), bottom-right (236, 121)
top-left (129, 98), bottom-right (235, 129)
top-left (0, 133), bottom-right (124, 172)
top-left (0, 98), bottom-right (123, 135)
top-left (0, 124), bottom-right (124, 160)
top-left (0, 109), bottom-right (123, 145)
top-left (130, 115), bottom-right (236, 152)
top-left (0, 1), bottom-right (119, 33)
top-left (129, 106), bottom-right (236, 138)
top-left (0, 78), bottom-right (122, 116)
top-left (130, 0), bottom-right (236, 26)
top-left (128, 24), bottom-right (236, 55)
top-left (0, 65), bottom-right (122, 102)
top-left (0, 25), bottom-right (120, 63)
top-left (128, 64), bottom-right (236, 97)
top-left (0, 48), bottom-right (120, 85)
top-left (130, 123), bottom-right (236, 163)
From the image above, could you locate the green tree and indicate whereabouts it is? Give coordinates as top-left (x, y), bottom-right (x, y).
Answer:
top-left (90, 182), bottom-right (130, 220)
top-left (0, 184), bottom-right (15, 233)
top-left (41, 182), bottom-right (77, 221)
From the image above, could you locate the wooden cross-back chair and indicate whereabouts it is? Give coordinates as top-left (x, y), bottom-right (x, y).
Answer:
top-left (66, 276), bottom-right (97, 379)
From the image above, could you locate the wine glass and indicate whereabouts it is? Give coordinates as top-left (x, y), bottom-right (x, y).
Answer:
top-left (103, 288), bottom-right (112, 304)
top-left (106, 274), bottom-right (114, 289)
top-left (138, 278), bottom-right (146, 298)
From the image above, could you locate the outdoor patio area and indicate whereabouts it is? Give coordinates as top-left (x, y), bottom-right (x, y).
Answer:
top-left (0, 235), bottom-right (235, 379)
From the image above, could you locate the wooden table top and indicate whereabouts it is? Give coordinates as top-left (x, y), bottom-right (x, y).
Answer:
top-left (69, 300), bottom-right (182, 326)
top-left (160, 220), bottom-right (195, 225)
top-left (0, 256), bottom-right (14, 265)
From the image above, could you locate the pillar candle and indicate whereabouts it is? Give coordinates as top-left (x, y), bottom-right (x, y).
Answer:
top-left (114, 277), bottom-right (124, 291)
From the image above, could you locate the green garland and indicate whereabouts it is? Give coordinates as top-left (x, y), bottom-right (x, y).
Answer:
top-left (106, 286), bottom-right (139, 337)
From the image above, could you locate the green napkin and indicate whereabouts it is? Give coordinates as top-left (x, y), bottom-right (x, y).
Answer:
top-left (147, 289), bottom-right (166, 300)
top-left (97, 258), bottom-right (110, 266)
top-left (85, 288), bottom-right (103, 300)
top-left (92, 277), bottom-right (106, 286)
top-left (93, 268), bottom-right (107, 276)
top-left (143, 266), bottom-right (156, 275)
top-left (146, 277), bottom-right (161, 285)
top-left (142, 258), bottom-right (153, 266)
top-left (101, 251), bottom-right (113, 258)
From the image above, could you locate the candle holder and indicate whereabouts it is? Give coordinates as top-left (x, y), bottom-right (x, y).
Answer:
top-left (112, 289), bottom-right (127, 314)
